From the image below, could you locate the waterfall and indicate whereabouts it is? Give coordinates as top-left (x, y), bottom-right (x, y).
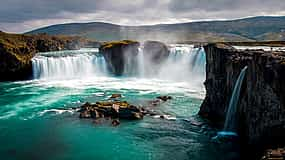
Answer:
top-left (224, 66), bottom-right (248, 132)
top-left (32, 49), bottom-right (108, 80)
top-left (212, 66), bottom-right (248, 141)
top-left (31, 45), bottom-right (206, 81)
top-left (157, 45), bottom-right (205, 82)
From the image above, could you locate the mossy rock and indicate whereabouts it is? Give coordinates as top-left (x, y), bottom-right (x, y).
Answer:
top-left (99, 40), bottom-right (140, 76)
top-left (100, 40), bottom-right (139, 50)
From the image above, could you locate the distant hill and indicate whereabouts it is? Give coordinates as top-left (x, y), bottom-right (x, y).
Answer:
top-left (27, 16), bottom-right (285, 42)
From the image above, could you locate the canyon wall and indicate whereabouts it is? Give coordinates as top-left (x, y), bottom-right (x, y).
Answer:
top-left (0, 31), bottom-right (99, 81)
top-left (199, 43), bottom-right (285, 150)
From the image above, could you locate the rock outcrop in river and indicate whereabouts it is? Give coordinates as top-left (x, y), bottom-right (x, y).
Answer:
top-left (199, 43), bottom-right (285, 153)
top-left (79, 101), bottom-right (144, 120)
top-left (0, 31), bottom-right (99, 81)
top-left (99, 40), bottom-right (140, 76)
top-left (78, 94), bottom-right (174, 126)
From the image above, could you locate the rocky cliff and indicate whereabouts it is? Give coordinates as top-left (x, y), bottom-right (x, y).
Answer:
top-left (99, 40), bottom-right (140, 76)
top-left (199, 43), bottom-right (285, 152)
top-left (0, 31), bottom-right (99, 81)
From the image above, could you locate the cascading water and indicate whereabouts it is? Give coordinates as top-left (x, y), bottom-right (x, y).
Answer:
top-left (214, 66), bottom-right (248, 139)
top-left (31, 45), bottom-right (206, 82)
top-left (224, 66), bottom-right (248, 132)
top-left (2, 45), bottom-right (214, 160)
top-left (157, 44), bottom-right (205, 83)
top-left (32, 49), bottom-right (108, 80)
top-left (138, 44), bottom-right (206, 81)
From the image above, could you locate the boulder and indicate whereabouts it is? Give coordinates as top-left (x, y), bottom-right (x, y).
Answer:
top-left (118, 105), bottom-right (144, 120)
top-left (157, 95), bottom-right (172, 101)
top-left (99, 40), bottom-right (140, 75)
top-left (110, 94), bottom-right (122, 99)
top-left (79, 100), bottom-right (144, 121)
top-left (112, 119), bottom-right (120, 126)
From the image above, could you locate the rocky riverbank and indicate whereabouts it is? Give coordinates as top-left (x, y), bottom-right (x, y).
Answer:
top-left (199, 42), bottom-right (285, 157)
top-left (0, 31), bottom-right (100, 81)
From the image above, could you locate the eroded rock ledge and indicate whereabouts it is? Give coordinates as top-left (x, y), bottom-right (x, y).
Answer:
top-left (99, 40), bottom-right (140, 76)
top-left (199, 43), bottom-right (285, 152)
top-left (0, 31), bottom-right (99, 81)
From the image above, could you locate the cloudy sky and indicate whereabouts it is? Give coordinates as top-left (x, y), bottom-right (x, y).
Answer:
top-left (1, 0), bottom-right (285, 33)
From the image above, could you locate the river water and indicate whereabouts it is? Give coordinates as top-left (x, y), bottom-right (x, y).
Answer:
top-left (0, 45), bottom-right (239, 160)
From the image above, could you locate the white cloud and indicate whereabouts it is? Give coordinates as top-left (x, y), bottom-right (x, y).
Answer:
top-left (0, 0), bottom-right (285, 33)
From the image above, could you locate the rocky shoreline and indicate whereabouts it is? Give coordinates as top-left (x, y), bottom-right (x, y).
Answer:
top-left (199, 42), bottom-right (285, 158)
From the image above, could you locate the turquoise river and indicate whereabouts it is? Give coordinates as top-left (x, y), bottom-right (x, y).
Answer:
top-left (0, 45), bottom-right (239, 160)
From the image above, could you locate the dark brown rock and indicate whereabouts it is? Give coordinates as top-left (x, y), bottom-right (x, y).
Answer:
top-left (118, 106), bottom-right (143, 120)
top-left (79, 100), bottom-right (144, 120)
top-left (79, 110), bottom-right (92, 118)
top-left (112, 119), bottom-right (120, 126)
top-left (110, 94), bottom-right (122, 99)
top-left (99, 40), bottom-right (140, 76)
top-left (157, 95), bottom-right (172, 101)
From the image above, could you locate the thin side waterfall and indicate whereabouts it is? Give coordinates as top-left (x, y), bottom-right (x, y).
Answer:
top-left (213, 66), bottom-right (248, 140)
top-left (224, 66), bottom-right (248, 132)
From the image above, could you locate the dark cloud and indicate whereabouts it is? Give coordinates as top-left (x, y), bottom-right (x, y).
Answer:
top-left (0, 0), bottom-right (285, 32)
top-left (168, 0), bottom-right (285, 13)
top-left (0, 0), bottom-right (100, 22)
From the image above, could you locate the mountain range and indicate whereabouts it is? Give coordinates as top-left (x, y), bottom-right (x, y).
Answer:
top-left (27, 16), bottom-right (285, 42)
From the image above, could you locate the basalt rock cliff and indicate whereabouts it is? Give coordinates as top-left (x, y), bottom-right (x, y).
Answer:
top-left (0, 32), bottom-right (99, 81)
top-left (99, 40), bottom-right (140, 76)
top-left (199, 43), bottom-right (285, 154)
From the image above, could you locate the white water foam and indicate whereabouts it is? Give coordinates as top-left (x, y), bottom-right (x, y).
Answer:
top-left (0, 45), bottom-right (206, 120)
top-left (38, 108), bottom-right (78, 117)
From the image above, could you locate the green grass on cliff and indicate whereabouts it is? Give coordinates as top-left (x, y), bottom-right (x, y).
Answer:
top-left (0, 31), bottom-right (93, 63)
top-left (100, 40), bottom-right (139, 50)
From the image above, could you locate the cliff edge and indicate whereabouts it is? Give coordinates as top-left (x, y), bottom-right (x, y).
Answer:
top-left (199, 42), bottom-right (285, 154)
